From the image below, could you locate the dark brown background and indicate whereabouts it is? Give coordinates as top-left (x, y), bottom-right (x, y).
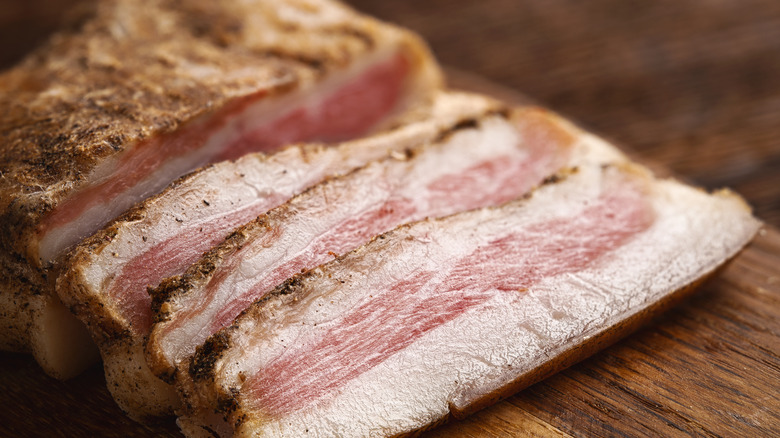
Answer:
top-left (1, 1), bottom-right (779, 437)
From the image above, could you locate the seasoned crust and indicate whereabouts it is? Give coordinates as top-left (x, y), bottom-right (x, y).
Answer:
top-left (149, 226), bottom-right (256, 326)
top-left (0, 252), bottom-right (42, 353)
top-left (0, 0), bottom-right (441, 263)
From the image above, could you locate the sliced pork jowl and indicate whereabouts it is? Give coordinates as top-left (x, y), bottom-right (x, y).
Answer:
top-left (0, 0), bottom-right (441, 380)
top-left (178, 164), bottom-right (759, 438)
top-left (145, 105), bottom-right (625, 387)
top-left (56, 92), bottom-right (503, 419)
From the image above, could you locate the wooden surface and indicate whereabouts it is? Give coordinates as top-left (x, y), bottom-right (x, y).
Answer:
top-left (1, 1), bottom-right (779, 437)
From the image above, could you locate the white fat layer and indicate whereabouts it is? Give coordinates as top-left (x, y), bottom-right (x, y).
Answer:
top-left (29, 294), bottom-right (100, 380)
top-left (207, 166), bottom-right (757, 438)
top-left (38, 46), bottom-right (400, 265)
top-left (159, 117), bottom-right (524, 366)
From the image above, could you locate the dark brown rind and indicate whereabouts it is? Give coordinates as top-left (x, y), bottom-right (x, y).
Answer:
top-left (0, 253), bottom-right (44, 353)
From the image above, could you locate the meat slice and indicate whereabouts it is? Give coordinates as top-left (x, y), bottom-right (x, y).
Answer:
top-left (0, 0), bottom-right (440, 379)
top-left (145, 106), bottom-right (625, 386)
top-left (177, 164), bottom-right (759, 438)
top-left (56, 92), bottom-right (504, 419)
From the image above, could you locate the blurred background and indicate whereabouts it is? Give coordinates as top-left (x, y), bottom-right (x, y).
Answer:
top-left (2, 0), bottom-right (779, 227)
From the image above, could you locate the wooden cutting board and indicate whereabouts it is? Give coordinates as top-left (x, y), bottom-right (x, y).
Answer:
top-left (1, 78), bottom-right (778, 437)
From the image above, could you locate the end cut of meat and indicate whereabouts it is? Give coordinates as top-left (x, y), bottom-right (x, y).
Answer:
top-left (56, 91), bottom-right (505, 419)
top-left (0, 0), bottom-right (441, 380)
top-left (178, 163), bottom-right (759, 438)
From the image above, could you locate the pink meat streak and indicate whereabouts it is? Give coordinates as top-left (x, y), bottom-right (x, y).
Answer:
top-left (214, 52), bottom-right (410, 162)
top-left (244, 179), bottom-right (655, 417)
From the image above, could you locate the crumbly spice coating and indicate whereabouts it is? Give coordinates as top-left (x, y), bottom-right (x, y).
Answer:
top-left (149, 227), bottom-right (252, 324)
top-left (0, 0), bottom-right (404, 260)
